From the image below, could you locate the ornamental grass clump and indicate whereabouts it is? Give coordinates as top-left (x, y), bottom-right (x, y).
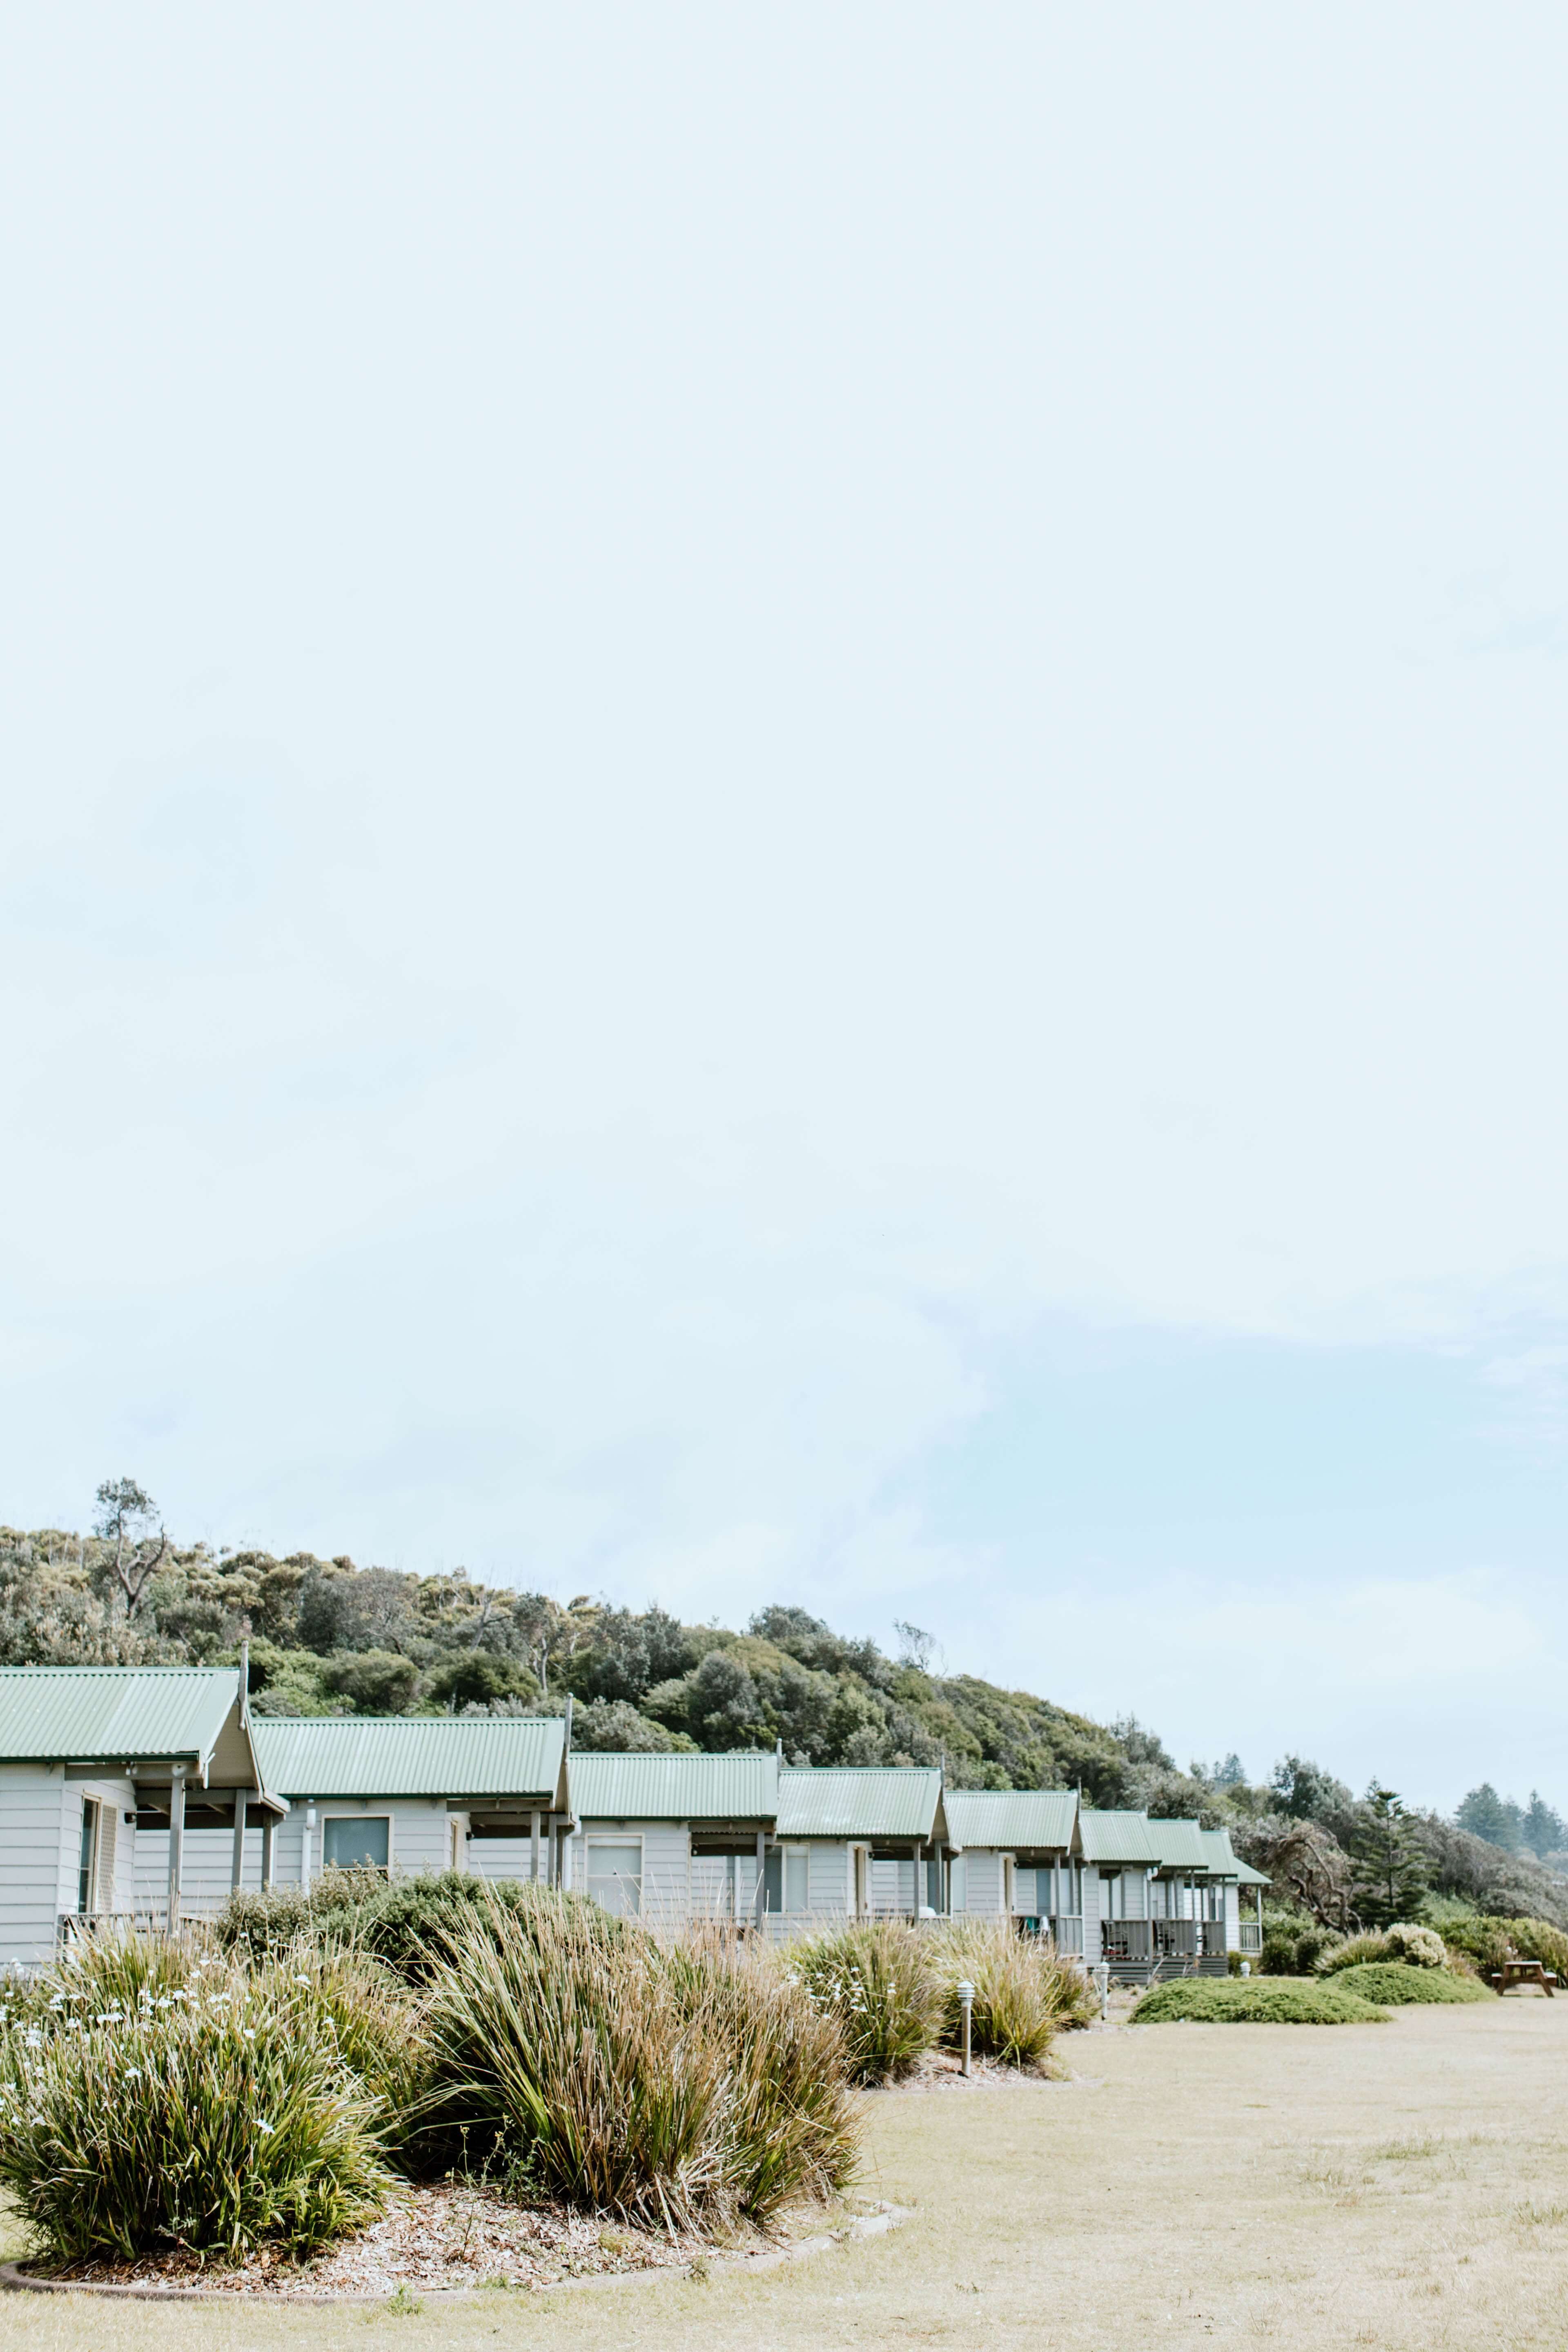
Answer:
top-left (928, 1920), bottom-right (1094, 2068)
top-left (1317, 1930), bottom-right (1396, 1975)
top-left (0, 1936), bottom-right (408, 2267)
top-left (421, 1889), bottom-right (859, 2233)
top-left (788, 1920), bottom-right (945, 2085)
top-left (662, 1932), bottom-right (860, 2216)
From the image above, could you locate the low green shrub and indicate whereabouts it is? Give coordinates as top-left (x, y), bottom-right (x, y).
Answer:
top-left (1503, 1918), bottom-right (1568, 1978)
top-left (789, 1920), bottom-right (945, 2085)
top-left (925, 1922), bottom-right (1093, 2067)
top-left (421, 1890), bottom-right (859, 2232)
top-left (1131, 1977), bottom-right (1389, 2025)
top-left (1425, 1913), bottom-right (1568, 1979)
top-left (1258, 1907), bottom-right (1342, 1976)
top-left (0, 1941), bottom-right (400, 2265)
top-left (1330, 1962), bottom-right (1492, 2006)
top-left (1432, 1913), bottom-right (1515, 1973)
top-left (217, 1867), bottom-right (608, 1987)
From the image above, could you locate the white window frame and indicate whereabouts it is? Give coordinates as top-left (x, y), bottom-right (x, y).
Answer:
top-left (586, 1834), bottom-right (644, 1916)
top-left (852, 1843), bottom-right (871, 1918)
top-left (319, 1810), bottom-right (394, 1875)
top-left (1002, 1853), bottom-right (1017, 1913)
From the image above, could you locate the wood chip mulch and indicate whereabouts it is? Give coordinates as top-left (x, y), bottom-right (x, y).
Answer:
top-left (33, 2184), bottom-right (780, 2298)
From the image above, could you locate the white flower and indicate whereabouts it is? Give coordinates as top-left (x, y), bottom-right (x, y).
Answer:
top-left (124, 2067), bottom-right (142, 2080)
top-left (256, 2118), bottom-right (275, 2135)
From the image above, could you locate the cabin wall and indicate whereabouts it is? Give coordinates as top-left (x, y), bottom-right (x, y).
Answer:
top-left (961, 1850), bottom-right (1005, 1915)
top-left (251, 1796), bottom-right (455, 1892)
top-left (468, 1836), bottom-right (540, 1883)
top-left (570, 1822), bottom-right (691, 1923)
top-left (1224, 1884), bottom-right (1241, 1949)
top-left (0, 1763), bottom-right (74, 1965)
top-left (869, 1858), bottom-right (916, 1916)
top-left (690, 1851), bottom-right (762, 1921)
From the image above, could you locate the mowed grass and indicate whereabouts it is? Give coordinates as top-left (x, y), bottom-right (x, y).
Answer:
top-left (5, 1999), bottom-right (1568, 2350)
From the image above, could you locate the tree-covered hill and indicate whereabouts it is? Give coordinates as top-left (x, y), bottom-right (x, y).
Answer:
top-left (4, 1494), bottom-right (1565, 1928)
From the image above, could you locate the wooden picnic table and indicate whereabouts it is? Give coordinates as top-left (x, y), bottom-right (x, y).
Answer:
top-left (1488, 1960), bottom-right (1556, 1996)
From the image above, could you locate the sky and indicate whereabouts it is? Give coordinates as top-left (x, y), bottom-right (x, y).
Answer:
top-left (3, 9), bottom-right (1568, 1814)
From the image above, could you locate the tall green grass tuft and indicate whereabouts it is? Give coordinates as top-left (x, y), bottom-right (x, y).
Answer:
top-left (662, 1931), bottom-right (860, 2216)
top-left (0, 1940), bottom-right (402, 2265)
top-left (927, 1920), bottom-right (1094, 2067)
top-left (787, 1920), bottom-right (945, 2085)
top-left (421, 1889), bottom-right (860, 2231)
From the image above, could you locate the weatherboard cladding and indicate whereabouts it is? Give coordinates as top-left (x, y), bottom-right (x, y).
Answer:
top-left (942, 1788), bottom-right (1077, 1853)
top-left (568, 1750), bottom-right (778, 1822)
top-left (0, 1668), bottom-right (238, 1765)
top-left (1077, 1809), bottom-right (1163, 1866)
top-left (777, 1767), bottom-right (942, 1842)
top-left (250, 1715), bottom-right (566, 1801)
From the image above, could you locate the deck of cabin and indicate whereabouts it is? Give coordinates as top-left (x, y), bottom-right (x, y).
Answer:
top-left (1100, 1917), bottom-right (1230, 1984)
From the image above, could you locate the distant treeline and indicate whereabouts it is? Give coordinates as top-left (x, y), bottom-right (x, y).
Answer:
top-left (3, 1478), bottom-right (1564, 1932)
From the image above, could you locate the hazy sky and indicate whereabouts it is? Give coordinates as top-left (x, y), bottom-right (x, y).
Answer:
top-left (4, 11), bottom-right (1567, 1812)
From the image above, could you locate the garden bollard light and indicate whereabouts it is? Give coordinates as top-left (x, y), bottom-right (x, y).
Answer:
top-left (1093, 1961), bottom-right (1111, 2022)
top-left (956, 1979), bottom-right (974, 2076)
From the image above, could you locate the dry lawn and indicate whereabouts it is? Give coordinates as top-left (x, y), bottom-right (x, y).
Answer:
top-left (6, 1996), bottom-right (1568, 2349)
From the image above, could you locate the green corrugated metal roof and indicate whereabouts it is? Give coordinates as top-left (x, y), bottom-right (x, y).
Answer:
top-left (942, 1788), bottom-right (1077, 1852)
top-left (0, 1667), bottom-right (238, 1765)
top-left (1147, 1818), bottom-right (1212, 1872)
top-left (252, 1715), bottom-right (566, 1801)
top-left (569, 1750), bottom-right (778, 1822)
top-left (1198, 1826), bottom-right (1241, 1877)
top-left (777, 1767), bottom-right (942, 1842)
top-left (1233, 1857), bottom-right (1270, 1886)
top-left (1078, 1808), bottom-right (1163, 1864)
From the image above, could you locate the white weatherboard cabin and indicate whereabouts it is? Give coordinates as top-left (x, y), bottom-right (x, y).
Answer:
top-left (1080, 1809), bottom-right (1262, 1981)
top-left (940, 1788), bottom-right (1083, 1943)
top-left (248, 1715), bottom-right (571, 1890)
top-left (566, 1750), bottom-right (780, 1924)
top-left (0, 1666), bottom-right (285, 1965)
top-left (770, 1766), bottom-right (952, 1926)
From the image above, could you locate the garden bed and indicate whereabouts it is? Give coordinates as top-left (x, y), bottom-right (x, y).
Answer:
top-left (1, 2185), bottom-right (898, 2301)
